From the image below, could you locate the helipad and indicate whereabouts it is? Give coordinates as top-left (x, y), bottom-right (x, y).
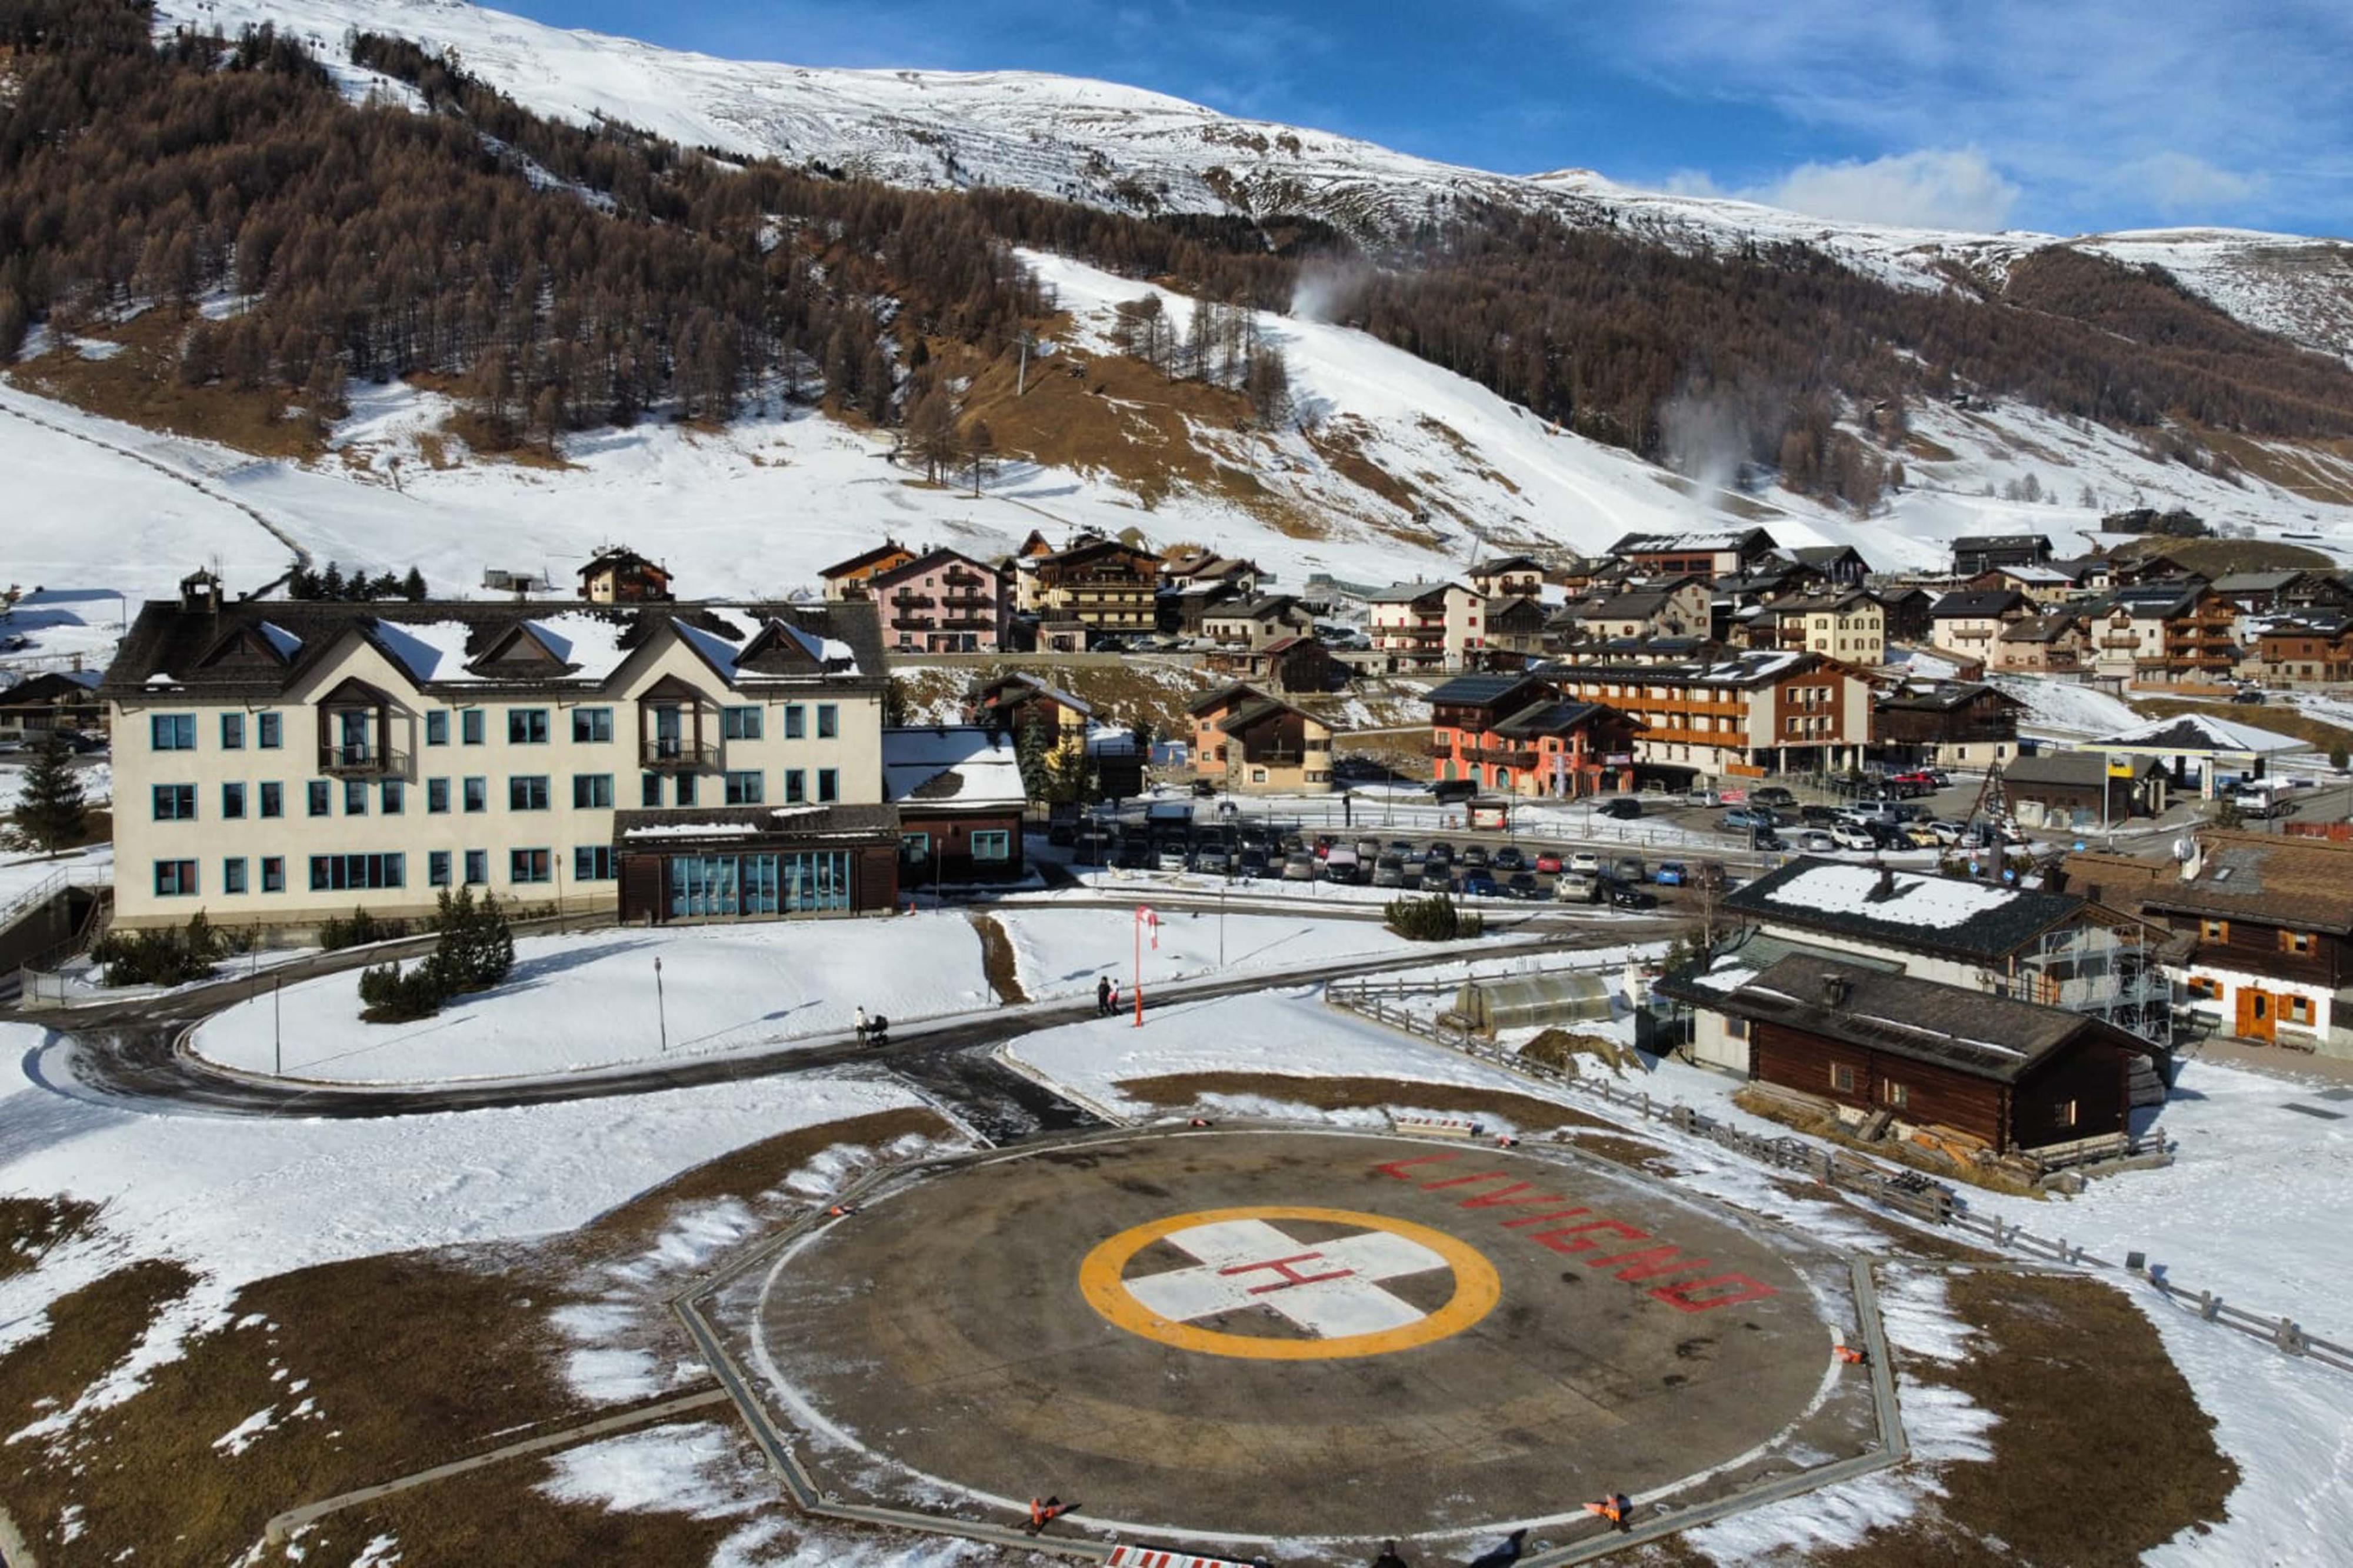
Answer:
top-left (686, 1126), bottom-right (1892, 1558)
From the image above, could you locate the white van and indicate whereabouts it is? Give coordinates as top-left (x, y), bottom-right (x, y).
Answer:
top-left (1323, 847), bottom-right (1363, 885)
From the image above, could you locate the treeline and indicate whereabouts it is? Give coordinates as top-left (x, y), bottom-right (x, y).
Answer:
top-left (286, 562), bottom-right (428, 600)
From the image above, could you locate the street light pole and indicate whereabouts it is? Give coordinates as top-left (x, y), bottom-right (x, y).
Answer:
top-left (654, 955), bottom-right (667, 1053)
top-left (273, 975), bottom-right (282, 1077)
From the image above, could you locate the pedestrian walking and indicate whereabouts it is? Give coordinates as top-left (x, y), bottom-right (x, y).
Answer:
top-left (1108, 979), bottom-right (1121, 1015)
top-left (1096, 975), bottom-right (1112, 1016)
top-left (854, 1005), bottom-right (869, 1043)
top-left (1371, 1540), bottom-right (1413, 1568)
top-left (1024, 1496), bottom-right (1077, 1535)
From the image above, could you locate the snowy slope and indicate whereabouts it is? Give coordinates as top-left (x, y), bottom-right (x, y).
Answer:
top-left (162, 0), bottom-right (2353, 363)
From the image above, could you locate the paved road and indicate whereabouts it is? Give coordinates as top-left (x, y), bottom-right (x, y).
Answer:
top-left (32, 920), bottom-right (1687, 1122)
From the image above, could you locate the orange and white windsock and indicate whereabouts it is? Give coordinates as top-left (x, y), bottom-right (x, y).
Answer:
top-left (1136, 904), bottom-right (1162, 949)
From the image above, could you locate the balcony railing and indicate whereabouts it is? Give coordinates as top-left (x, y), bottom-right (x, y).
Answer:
top-left (1465, 744), bottom-right (1539, 769)
top-left (641, 738), bottom-right (719, 770)
top-left (318, 742), bottom-right (406, 776)
top-left (889, 593), bottom-right (937, 610)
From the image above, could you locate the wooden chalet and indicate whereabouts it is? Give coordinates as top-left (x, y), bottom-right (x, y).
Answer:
top-left (819, 541), bottom-right (916, 602)
top-left (576, 547), bottom-right (674, 604)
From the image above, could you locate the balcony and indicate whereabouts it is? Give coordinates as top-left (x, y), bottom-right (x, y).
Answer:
top-left (938, 616), bottom-right (996, 632)
top-left (641, 738), bottom-right (719, 770)
top-left (318, 742), bottom-right (406, 776)
top-left (1465, 745), bottom-right (1539, 769)
top-left (889, 615), bottom-right (939, 632)
top-left (889, 593), bottom-right (937, 610)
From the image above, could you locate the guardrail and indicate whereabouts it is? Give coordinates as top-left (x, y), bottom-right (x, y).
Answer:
top-left (1325, 983), bottom-right (2353, 1379)
top-left (0, 860), bottom-right (106, 932)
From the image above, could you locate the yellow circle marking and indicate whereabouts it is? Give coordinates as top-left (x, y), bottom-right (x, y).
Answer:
top-left (1079, 1205), bottom-right (1499, 1361)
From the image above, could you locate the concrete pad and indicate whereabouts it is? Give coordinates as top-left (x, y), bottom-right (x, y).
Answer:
top-left (716, 1127), bottom-right (1882, 1557)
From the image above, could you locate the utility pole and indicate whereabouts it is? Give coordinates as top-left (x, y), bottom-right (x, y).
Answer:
top-left (1016, 329), bottom-right (1035, 399)
top-left (654, 955), bottom-right (668, 1053)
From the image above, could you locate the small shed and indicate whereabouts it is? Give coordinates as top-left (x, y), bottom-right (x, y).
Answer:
top-left (1449, 970), bottom-right (1613, 1033)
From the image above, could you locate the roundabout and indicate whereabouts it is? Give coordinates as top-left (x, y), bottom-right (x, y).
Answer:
top-left (685, 1125), bottom-right (1896, 1559)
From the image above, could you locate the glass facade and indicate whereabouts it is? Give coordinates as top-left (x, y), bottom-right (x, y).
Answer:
top-left (665, 850), bottom-right (852, 919)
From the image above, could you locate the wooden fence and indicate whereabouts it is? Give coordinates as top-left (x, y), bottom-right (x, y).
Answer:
top-left (1325, 983), bottom-right (2353, 1378)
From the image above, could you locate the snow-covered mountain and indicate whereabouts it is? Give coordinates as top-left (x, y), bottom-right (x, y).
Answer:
top-left (166, 0), bottom-right (2353, 363)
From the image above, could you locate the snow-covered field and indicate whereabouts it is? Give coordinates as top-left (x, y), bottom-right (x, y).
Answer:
top-left (188, 915), bottom-right (995, 1084)
top-left (995, 906), bottom-right (1494, 1001)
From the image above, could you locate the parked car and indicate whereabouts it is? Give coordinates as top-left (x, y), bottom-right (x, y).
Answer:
top-left (1613, 856), bottom-right (1647, 884)
top-left (1490, 845), bottom-right (1526, 871)
top-left (1684, 788), bottom-right (1720, 808)
top-left (1323, 848), bottom-right (1363, 885)
top-left (1281, 850), bottom-right (1318, 882)
top-left (1372, 855), bottom-right (1407, 888)
top-left (1313, 833), bottom-right (1337, 859)
top-left (1555, 872), bottom-right (1599, 903)
top-left (1156, 845), bottom-right (1191, 872)
top-left (1797, 829), bottom-right (1838, 854)
top-left (1424, 840), bottom-right (1455, 866)
top-left (1419, 870), bottom-right (1458, 895)
top-left (1751, 786), bottom-right (1797, 808)
top-left (1459, 870), bottom-right (1500, 898)
top-left (1723, 806), bottom-right (1778, 832)
top-left (1692, 860), bottom-right (1731, 891)
top-left (1504, 872), bottom-right (1543, 900)
top-left (1903, 825), bottom-right (1942, 849)
top-left (1237, 849), bottom-right (1269, 880)
top-left (1533, 849), bottom-right (1565, 873)
top-left (1461, 844), bottom-right (1490, 869)
top-left (1355, 838), bottom-right (1384, 860)
top-left (1194, 844), bottom-right (1230, 874)
top-left (1799, 803), bottom-right (1842, 827)
top-left (1753, 830), bottom-right (1788, 852)
top-left (1387, 839), bottom-right (1418, 859)
top-left (1595, 796), bottom-right (1643, 820)
top-left (1239, 825), bottom-right (1274, 853)
top-left (1607, 883), bottom-right (1659, 910)
top-left (2232, 687), bottom-right (2268, 705)
top-left (1568, 850), bottom-right (1602, 875)
top-left (1114, 842), bottom-right (1151, 870)
top-left (1655, 860), bottom-right (1688, 886)
top-left (1827, 823), bottom-right (1877, 852)
top-left (1928, 820), bottom-right (1965, 846)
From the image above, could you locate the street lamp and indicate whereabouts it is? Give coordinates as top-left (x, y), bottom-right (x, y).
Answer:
top-left (654, 955), bottom-right (668, 1053)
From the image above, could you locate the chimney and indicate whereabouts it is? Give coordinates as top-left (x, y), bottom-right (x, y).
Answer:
top-left (1819, 972), bottom-right (1850, 1009)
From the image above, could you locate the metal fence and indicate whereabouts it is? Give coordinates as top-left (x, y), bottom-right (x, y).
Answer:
top-left (1325, 984), bottom-right (2353, 1379)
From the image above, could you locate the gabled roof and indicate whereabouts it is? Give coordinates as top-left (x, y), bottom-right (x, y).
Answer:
top-left (1489, 699), bottom-right (1631, 739)
top-left (1366, 580), bottom-right (1473, 604)
top-left (882, 726), bottom-right (1027, 810)
top-left (1722, 856), bottom-right (2085, 962)
top-left (1426, 673), bottom-right (1551, 709)
top-left (2003, 752), bottom-right (2162, 789)
top-left (1874, 680), bottom-right (2022, 713)
top-left (1608, 528), bottom-right (1774, 556)
top-left (578, 546), bottom-right (666, 579)
top-left (1999, 613), bottom-right (2082, 643)
top-left (1789, 545), bottom-right (1867, 569)
top-left (2142, 832), bottom-right (2353, 934)
top-left (974, 670), bottom-right (1093, 718)
top-left (1668, 953), bottom-right (2155, 1083)
top-left (866, 546), bottom-right (1001, 590)
top-left (1224, 693), bottom-right (1327, 736)
top-left (1930, 589), bottom-right (2027, 618)
top-left (818, 541), bottom-right (912, 579)
top-left (1469, 554), bottom-right (1545, 575)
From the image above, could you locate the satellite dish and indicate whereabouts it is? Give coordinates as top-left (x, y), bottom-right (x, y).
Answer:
top-left (2172, 837), bottom-right (2195, 862)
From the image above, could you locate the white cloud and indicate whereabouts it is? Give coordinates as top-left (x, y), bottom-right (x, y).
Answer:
top-left (2116, 152), bottom-right (2269, 219)
top-left (1759, 148), bottom-right (2021, 231)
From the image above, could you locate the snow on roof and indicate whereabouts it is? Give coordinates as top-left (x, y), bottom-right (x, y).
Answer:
top-left (1750, 862), bottom-right (2025, 929)
top-left (523, 612), bottom-right (631, 679)
top-left (256, 621), bottom-right (302, 660)
top-left (621, 820), bottom-right (759, 839)
top-left (370, 619), bottom-right (482, 683)
top-left (144, 671), bottom-right (177, 686)
top-left (882, 726), bottom-right (1027, 808)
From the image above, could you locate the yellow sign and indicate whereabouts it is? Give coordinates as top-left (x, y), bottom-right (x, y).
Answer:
top-left (1079, 1205), bottom-right (1499, 1361)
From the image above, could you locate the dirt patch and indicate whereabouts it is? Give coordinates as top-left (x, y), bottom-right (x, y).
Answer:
top-left (0, 1195), bottom-right (100, 1282)
top-left (1521, 1027), bottom-right (1642, 1077)
top-left (1811, 1270), bottom-right (2236, 1568)
top-left (9, 309), bottom-right (325, 461)
top-left (1568, 1132), bottom-right (1682, 1173)
top-left (890, 656), bottom-right (1213, 742)
top-left (969, 912), bottom-right (1029, 1004)
top-left (2109, 535), bottom-right (2336, 576)
top-left (1114, 1071), bottom-right (1615, 1133)
top-left (1765, 1176), bottom-right (2000, 1263)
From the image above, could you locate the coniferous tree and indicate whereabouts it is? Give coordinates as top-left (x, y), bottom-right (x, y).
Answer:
top-left (13, 730), bottom-right (88, 856)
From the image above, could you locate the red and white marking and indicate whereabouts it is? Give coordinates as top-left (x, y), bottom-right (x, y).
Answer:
top-left (1108, 1548), bottom-right (1259, 1568)
top-left (1124, 1218), bottom-right (1448, 1337)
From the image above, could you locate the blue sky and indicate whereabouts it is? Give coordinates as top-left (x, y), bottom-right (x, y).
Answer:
top-left (508, 0), bottom-right (2349, 236)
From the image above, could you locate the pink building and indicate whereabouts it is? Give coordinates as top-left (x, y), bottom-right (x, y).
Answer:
top-left (868, 548), bottom-right (1011, 653)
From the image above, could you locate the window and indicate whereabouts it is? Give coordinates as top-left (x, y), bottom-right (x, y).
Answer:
top-left (1882, 1080), bottom-right (1909, 1109)
top-left (572, 707), bottom-right (613, 743)
top-left (307, 780), bottom-right (332, 818)
top-left (574, 846), bottom-right (616, 882)
top-left (2055, 1098), bottom-right (2079, 1129)
top-left (1251, 768), bottom-right (1268, 784)
top-left (309, 853), bottom-right (405, 891)
top-left (344, 779), bottom-right (368, 816)
top-left (261, 856), bottom-right (284, 893)
top-left (817, 768), bottom-right (838, 803)
top-left (221, 713), bottom-right (244, 750)
top-left (464, 850), bottom-right (488, 886)
top-left (510, 848), bottom-right (552, 884)
top-left (722, 706), bottom-right (762, 740)
top-left (2201, 919), bottom-right (2229, 943)
top-left (2187, 975), bottom-right (2222, 1001)
top-left (2281, 930), bottom-right (2315, 956)
top-left (151, 714), bottom-right (196, 750)
top-left (461, 709), bottom-right (485, 746)
top-left (222, 858), bottom-right (247, 895)
top-left (971, 829), bottom-right (1012, 862)
top-left (783, 705), bottom-right (806, 740)
top-left (641, 772), bottom-right (662, 808)
top-left (901, 832), bottom-right (931, 865)
top-left (153, 784), bottom-right (196, 821)
top-left (724, 770), bottom-right (764, 805)
top-left (2289, 995), bottom-right (2316, 1026)
top-left (153, 860), bottom-right (198, 898)
top-left (1829, 1063), bottom-right (1855, 1093)
top-left (426, 710), bottom-right (449, 746)
top-left (463, 776), bottom-right (487, 813)
top-left (509, 775), bottom-right (551, 811)
top-left (784, 769), bottom-right (806, 804)
top-left (428, 778), bottom-right (450, 814)
top-left (259, 782), bottom-right (282, 819)
top-left (675, 773), bottom-right (698, 808)
top-left (508, 708), bottom-right (550, 745)
top-left (257, 711), bottom-right (282, 750)
top-left (429, 850), bottom-right (452, 888)
top-left (221, 782), bottom-right (245, 820)
top-left (381, 779), bottom-right (404, 815)
top-left (816, 703), bottom-right (838, 739)
top-left (572, 773), bottom-right (614, 810)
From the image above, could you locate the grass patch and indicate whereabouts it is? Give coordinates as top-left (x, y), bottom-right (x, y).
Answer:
top-left (1113, 1071), bottom-right (1614, 1132)
top-left (969, 912), bottom-right (1029, 1004)
top-left (1764, 1177), bottom-right (2000, 1263)
top-left (2132, 695), bottom-right (2353, 755)
top-left (1568, 1132), bottom-right (1682, 1173)
top-left (1814, 1270), bottom-right (2236, 1567)
top-left (0, 1195), bottom-right (100, 1282)
top-left (2110, 535), bottom-right (2336, 575)
top-left (9, 309), bottom-right (326, 460)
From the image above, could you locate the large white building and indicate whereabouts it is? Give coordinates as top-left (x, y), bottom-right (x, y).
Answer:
top-left (104, 576), bottom-right (898, 931)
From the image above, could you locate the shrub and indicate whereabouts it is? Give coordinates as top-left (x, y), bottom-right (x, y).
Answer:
top-left (1384, 893), bottom-right (1483, 941)
top-left (91, 911), bottom-right (225, 987)
top-left (319, 906), bottom-right (408, 950)
top-left (356, 959), bottom-right (448, 1023)
top-left (2331, 743), bottom-right (2348, 773)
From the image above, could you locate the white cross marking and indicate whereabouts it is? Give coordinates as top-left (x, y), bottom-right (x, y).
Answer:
top-left (1123, 1219), bottom-right (1451, 1338)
